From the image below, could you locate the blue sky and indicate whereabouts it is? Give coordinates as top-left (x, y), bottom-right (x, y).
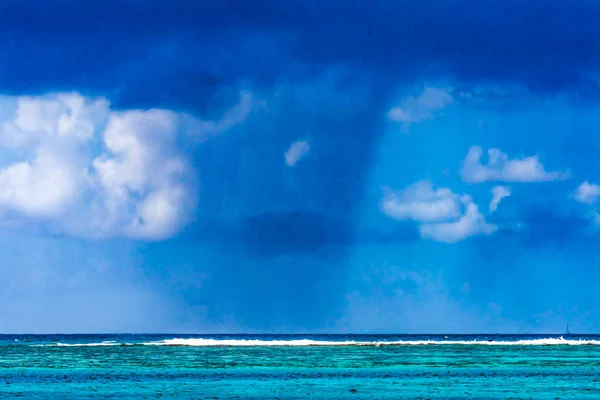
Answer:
top-left (2, 0), bottom-right (600, 333)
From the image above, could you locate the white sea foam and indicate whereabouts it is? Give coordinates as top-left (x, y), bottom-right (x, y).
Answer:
top-left (32, 341), bottom-right (124, 347)
top-left (30, 337), bottom-right (600, 347)
top-left (142, 337), bottom-right (600, 347)
top-left (145, 338), bottom-right (362, 347)
top-left (56, 342), bottom-right (122, 347)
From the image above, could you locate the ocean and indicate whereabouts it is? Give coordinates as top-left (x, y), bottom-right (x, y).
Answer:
top-left (1, 334), bottom-right (599, 399)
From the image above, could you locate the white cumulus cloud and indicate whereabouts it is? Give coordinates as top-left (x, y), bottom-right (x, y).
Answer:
top-left (0, 149), bottom-right (79, 218)
top-left (387, 87), bottom-right (454, 130)
top-left (0, 93), bottom-right (109, 148)
top-left (489, 185), bottom-right (511, 213)
top-left (285, 140), bottom-right (310, 167)
top-left (381, 181), bottom-right (461, 222)
top-left (0, 91), bottom-right (255, 240)
top-left (381, 181), bottom-right (496, 243)
top-left (90, 109), bottom-right (197, 240)
top-left (573, 181), bottom-right (600, 228)
top-left (461, 146), bottom-right (568, 183)
top-left (574, 181), bottom-right (600, 204)
top-left (419, 196), bottom-right (497, 243)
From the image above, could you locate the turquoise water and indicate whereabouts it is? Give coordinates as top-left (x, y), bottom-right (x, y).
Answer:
top-left (1, 334), bottom-right (600, 399)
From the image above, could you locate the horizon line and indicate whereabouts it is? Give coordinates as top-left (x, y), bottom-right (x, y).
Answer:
top-left (0, 332), bottom-right (585, 336)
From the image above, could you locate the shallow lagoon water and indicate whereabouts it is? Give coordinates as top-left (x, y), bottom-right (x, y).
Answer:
top-left (1, 334), bottom-right (600, 399)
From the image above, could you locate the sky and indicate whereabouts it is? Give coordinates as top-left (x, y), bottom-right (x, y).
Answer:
top-left (2, 0), bottom-right (600, 333)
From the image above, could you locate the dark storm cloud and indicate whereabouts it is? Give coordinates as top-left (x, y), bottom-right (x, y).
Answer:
top-left (2, 0), bottom-right (600, 111)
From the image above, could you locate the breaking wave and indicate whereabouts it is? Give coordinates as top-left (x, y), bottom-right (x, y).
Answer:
top-left (32, 337), bottom-right (600, 347)
top-left (146, 337), bottom-right (600, 346)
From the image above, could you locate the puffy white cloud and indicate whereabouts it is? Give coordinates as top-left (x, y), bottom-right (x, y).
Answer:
top-left (381, 181), bottom-right (461, 222)
top-left (0, 93), bottom-right (107, 219)
top-left (573, 182), bottom-right (600, 228)
top-left (90, 109), bottom-right (197, 240)
top-left (489, 185), bottom-right (511, 213)
top-left (284, 140), bottom-right (310, 167)
top-left (461, 146), bottom-right (568, 183)
top-left (0, 93), bottom-right (109, 148)
top-left (420, 196), bottom-right (497, 243)
top-left (387, 87), bottom-right (454, 130)
top-left (574, 181), bottom-right (600, 204)
top-left (382, 181), bottom-right (496, 243)
top-left (0, 149), bottom-right (79, 218)
top-left (0, 91), bottom-right (255, 240)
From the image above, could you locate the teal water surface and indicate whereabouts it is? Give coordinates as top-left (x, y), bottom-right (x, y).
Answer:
top-left (1, 334), bottom-right (599, 399)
